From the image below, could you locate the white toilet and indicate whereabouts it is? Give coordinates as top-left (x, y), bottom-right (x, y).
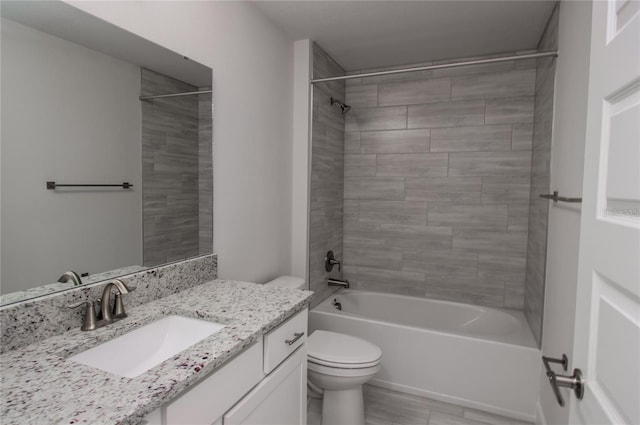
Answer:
top-left (265, 276), bottom-right (382, 425)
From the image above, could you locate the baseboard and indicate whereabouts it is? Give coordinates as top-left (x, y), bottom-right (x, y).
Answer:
top-left (369, 378), bottom-right (537, 423)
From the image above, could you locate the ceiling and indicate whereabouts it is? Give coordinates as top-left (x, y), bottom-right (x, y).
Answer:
top-left (1, 1), bottom-right (212, 87)
top-left (252, 0), bottom-right (557, 71)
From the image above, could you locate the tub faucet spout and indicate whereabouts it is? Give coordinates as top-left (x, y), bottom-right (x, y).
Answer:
top-left (328, 278), bottom-right (350, 289)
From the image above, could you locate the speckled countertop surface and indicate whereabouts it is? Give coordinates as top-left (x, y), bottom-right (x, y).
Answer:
top-left (0, 279), bottom-right (313, 425)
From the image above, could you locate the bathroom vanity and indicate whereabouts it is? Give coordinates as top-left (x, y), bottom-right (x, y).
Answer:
top-left (142, 309), bottom-right (308, 425)
top-left (0, 277), bottom-right (312, 425)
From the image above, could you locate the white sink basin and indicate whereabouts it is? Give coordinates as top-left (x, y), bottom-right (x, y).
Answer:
top-left (69, 315), bottom-right (225, 378)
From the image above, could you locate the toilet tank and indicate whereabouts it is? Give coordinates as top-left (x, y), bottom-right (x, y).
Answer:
top-left (264, 276), bottom-right (306, 290)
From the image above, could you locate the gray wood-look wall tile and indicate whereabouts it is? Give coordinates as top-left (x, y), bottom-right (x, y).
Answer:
top-left (485, 97), bottom-right (535, 124)
top-left (350, 61), bottom-right (434, 84)
top-left (524, 6), bottom-right (558, 345)
top-left (451, 69), bottom-right (536, 100)
top-left (345, 132), bottom-right (361, 154)
top-left (479, 253), bottom-right (527, 276)
top-left (198, 92), bottom-right (213, 254)
top-left (343, 225), bottom-right (384, 246)
top-left (431, 59), bottom-right (515, 78)
top-left (345, 106), bottom-right (408, 132)
top-left (343, 244), bottom-right (403, 269)
top-left (452, 229), bottom-right (528, 255)
top-left (142, 68), bottom-right (208, 266)
top-left (345, 154), bottom-right (377, 176)
top-left (449, 151), bottom-right (532, 177)
top-left (507, 202), bottom-right (530, 231)
top-left (405, 177), bottom-right (482, 203)
top-left (407, 100), bottom-right (485, 129)
top-left (360, 129), bottom-right (430, 154)
top-left (346, 84), bottom-right (378, 108)
top-left (344, 177), bottom-right (406, 200)
top-left (359, 200), bottom-right (428, 225)
top-left (377, 153), bottom-right (448, 177)
top-left (356, 267), bottom-right (426, 298)
top-left (512, 123), bottom-right (534, 151)
top-left (505, 281), bottom-right (526, 309)
top-left (428, 204), bottom-right (508, 229)
top-left (430, 125), bottom-right (512, 152)
top-left (380, 224), bottom-right (453, 250)
top-left (424, 280), bottom-right (505, 308)
top-left (403, 248), bottom-right (478, 270)
top-left (378, 78), bottom-right (451, 106)
top-left (481, 176), bottom-right (531, 203)
top-left (309, 43), bottom-right (346, 308)
top-left (336, 50), bottom-right (547, 311)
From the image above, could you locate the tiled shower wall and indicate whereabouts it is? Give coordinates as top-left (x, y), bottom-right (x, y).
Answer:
top-left (141, 68), bottom-right (212, 266)
top-left (342, 55), bottom-right (537, 309)
top-left (308, 43), bottom-right (346, 308)
top-left (198, 92), bottom-right (214, 254)
top-left (525, 6), bottom-right (559, 345)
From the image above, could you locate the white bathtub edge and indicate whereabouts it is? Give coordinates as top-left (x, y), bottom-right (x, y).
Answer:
top-left (535, 401), bottom-right (547, 425)
top-left (369, 379), bottom-right (537, 423)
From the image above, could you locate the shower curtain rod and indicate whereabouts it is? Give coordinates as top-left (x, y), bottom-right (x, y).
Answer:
top-left (310, 50), bottom-right (558, 84)
top-left (139, 89), bottom-right (212, 101)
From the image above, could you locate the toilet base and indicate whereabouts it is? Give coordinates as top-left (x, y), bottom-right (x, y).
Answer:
top-left (321, 386), bottom-right (365, 425)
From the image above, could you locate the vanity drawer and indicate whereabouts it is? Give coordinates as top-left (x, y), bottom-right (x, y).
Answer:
top-left (263, 308), bottom-right (308, 374)
top-left (164, 341), bottom-right (263, 425)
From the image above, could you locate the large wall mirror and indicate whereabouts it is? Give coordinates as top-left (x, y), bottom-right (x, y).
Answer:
top-left (0, 1), bottom-right (213, 305)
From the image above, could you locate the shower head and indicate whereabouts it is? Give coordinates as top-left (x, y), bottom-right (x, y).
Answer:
top-left (330, 97), bottom-right (351, 114)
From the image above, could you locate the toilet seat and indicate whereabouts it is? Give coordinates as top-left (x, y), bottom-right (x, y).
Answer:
top-left (307, 359), bottom-right (381, 377)
top-left (307, 330), bottom-right (382, 369)
top-left (308, 355), bottom-right (381, 369)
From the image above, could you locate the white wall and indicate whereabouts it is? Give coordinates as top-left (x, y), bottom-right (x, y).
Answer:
top-left (537, 2), bottom-right (592, 424)
top-left (0, 18), bottom-right (142, 293)
top-left (291, 39), bottom-right (311, 281)
top-left (68, 1), bottom-right (295, 282)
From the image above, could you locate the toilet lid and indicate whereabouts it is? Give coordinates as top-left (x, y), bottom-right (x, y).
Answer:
top-left (308, 330), bottom-right (382, 366)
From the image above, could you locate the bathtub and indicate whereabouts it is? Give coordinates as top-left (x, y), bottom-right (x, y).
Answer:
top-left (309, 290), bottom-right (541, 422)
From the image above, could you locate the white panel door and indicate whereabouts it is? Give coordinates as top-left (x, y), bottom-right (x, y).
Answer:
top-left (571, 1), bottom-right (640, 424)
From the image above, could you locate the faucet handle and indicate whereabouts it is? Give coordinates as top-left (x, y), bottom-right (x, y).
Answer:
top-left (112, 294), bottom-right (127, 319)
top-left (67, 301), bottom-right (99, 331)
top-left (325, 250), bottom-right (342, 272)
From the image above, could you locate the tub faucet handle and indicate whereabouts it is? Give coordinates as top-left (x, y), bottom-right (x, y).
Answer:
top-left (325, 250), bottom-right (341, 272)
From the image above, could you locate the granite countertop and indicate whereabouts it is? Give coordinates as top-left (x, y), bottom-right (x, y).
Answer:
top-left (0, 279), bottom-right (313, 425)
top-left (0, 265), bottom-right (148, 307)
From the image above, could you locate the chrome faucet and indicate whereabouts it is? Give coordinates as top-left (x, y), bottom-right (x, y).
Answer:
top-left (67, 279), bottom-right (131, 331)
top-left (57, 270), bottom-right (82, 286)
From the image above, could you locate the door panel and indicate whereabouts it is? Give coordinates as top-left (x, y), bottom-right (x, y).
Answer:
top-left (571, 1), bottom-right (640, 424)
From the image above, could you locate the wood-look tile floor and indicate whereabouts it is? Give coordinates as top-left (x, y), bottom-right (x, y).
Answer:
top-left (307, 385), bottom-right (533, 425)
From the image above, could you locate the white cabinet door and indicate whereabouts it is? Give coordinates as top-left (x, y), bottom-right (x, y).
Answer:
top-left (164, 342), bottom-right (263, 425)
top-left (224, 345), bottom-right (307, 425)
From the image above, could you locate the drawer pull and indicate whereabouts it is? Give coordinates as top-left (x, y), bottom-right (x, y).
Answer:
top-left (285, 332), bottom-right (304, 345)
